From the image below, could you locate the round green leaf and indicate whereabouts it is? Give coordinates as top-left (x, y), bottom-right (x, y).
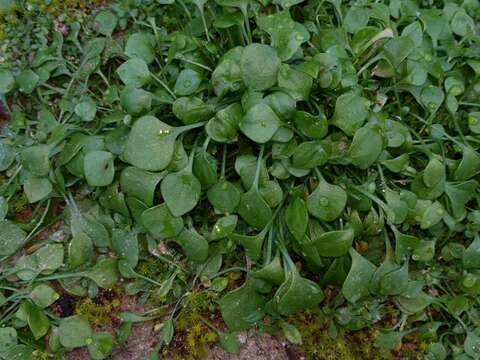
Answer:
top-left (207, 179), bottom-right (241, 214)
top-left (176, 228), bottom-right (209, 263)
top-left (16, 69), bottom-right (39, 94)
top-left (314, 228), bottom-right (354, 257)
top-left (0, 141), bottom-right (16, 171)
top-left (206, 102), bottom-right (242, 143)
top-left (0, 220), bottom-right (27, 257)
top-left (307, 181), bottom-right (347, 221)
top-left (24, 176), bottom-right (52, 203)
top-left (285, 197), bottom-right (308, 241)
top-left (342, 249), bottom-right (376, 303)
top-left (172, 96), bottom-right (214, 125)
top-left (58, 316), bottom-right (92, 349)
top-left (21, 144), bottom-right (51, 177)
top-left (237, 187), bottom-right (272, 229)
top-left (161, 170), bottom-right (201, 217)
top-left (68, 232), bottom-right (94, 269)
top-left (274, 270), bottom-right (324, 315)
top-left (331, 92), bottom-right (369, 136)
top-left (120, 86), bottom-right (152, 116)
top-left (174, 69), bottom-right (202, 96)
top-left (87, 332), bottom-right (115, 360)
top-left (84, 151), bottom-right (115, 187)
top-left (212, 46), bottom-right (244, 97)
top-left (239, 103), bottom-right (281, 143)
top-left (85, 258), bottom-right (120, 288)
top-left (294, 111), bottom-right (328, 139)
top-left (292, 141), bottom-right (328, 169)
top-left (240, 43), bottom-right (280, 91)
top-left (123, 116), bottom-right (175, 171)
top-left (219, 280), bottom-right (266, 331)
top-left (348, 127), bottom-right (384, 169)
top-left (30, 284), bottom-right (59, 308)
top-left (116, 58), bottom-right (151, 88)
top-left (120, 166), bottom-right (164, 206)
top-left (141, 204), bottom-right (184, 238)
top-left (125, 32), bottom-right (155, 64)
top-left (94, 10), bottom-right (118, 36)
top-left (0, 69), bottom-right (15, 94)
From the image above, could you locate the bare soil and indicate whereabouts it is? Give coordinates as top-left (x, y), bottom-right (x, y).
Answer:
top-left (64, 293), bottom-right (295, 360)
top-left (66, 327), bottom-right (293, 360)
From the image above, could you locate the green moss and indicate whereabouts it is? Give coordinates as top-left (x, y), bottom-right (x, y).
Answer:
top-left (288, 311), bottom-right (393, 360)
top-left (7, 192), bottom-right (28, 217)
top-left (75, 288), bottom-right (122, 327)
top-left (164, 291), bottom-right (220, 360)
top-left (137, 259), bottom-right (166, 278)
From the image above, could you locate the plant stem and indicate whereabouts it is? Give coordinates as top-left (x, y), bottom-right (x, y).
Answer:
top-left (221, 144), bottom-right (227, 179)
top-left (252, 145), bottom-right (265, 189)
top-left (151, 73), bottom-right (177, 99)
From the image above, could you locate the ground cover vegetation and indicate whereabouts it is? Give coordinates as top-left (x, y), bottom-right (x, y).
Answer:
top-left (0, 0), bottom-right (480, 359)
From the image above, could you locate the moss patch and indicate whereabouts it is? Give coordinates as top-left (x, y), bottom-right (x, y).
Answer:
top-left (288, 311), bottom-right (394, 360)
top-left (164, 291), bottom-right (221, 360)
top-left (75, 287), bottom-right (121, 327)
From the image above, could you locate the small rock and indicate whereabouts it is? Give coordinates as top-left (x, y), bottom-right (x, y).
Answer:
top-left (238, 332), bottom-right (248, 344)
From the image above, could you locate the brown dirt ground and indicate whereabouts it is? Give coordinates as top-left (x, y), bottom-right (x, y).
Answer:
top-left (65, 294), bottom-right (295, 360)
top-left (66, 327), bottom-right (293, 360)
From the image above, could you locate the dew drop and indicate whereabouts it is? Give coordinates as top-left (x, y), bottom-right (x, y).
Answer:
top-left (319, 197), bottom-right (329, 206)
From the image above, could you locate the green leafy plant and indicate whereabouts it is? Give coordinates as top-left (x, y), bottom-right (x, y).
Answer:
top-left (1, 0), bottom-right (480, 358)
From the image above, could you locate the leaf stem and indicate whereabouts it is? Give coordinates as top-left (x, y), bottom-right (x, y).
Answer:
top-left (459, 101), bottom-right (480, 107)
top-left (151, 73), bottom-right (177, 99)
top-left (177, 0), bottom-right (192, 20)
top-left (210, 266), bottom-right (247, 278)
top-left (135, 272), bottom-right (164, 287)
top-left (29, 272), bottom-right (85, 282)
top-left (221, 144), bottom-right (227, 179)
top-left (175, 55), bottom-right (212, 72)
top-left (252, 144), bottom-right (265, 189)
top-left (199, 8), bottom-right (211, 42)
top-left (176, 121), bottom-right (206, 134)
top-left (24, 199), bottom-right (51, 243)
